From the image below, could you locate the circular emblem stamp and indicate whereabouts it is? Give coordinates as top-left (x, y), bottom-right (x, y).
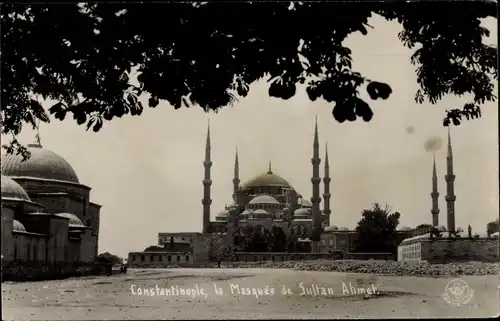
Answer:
top-left (442, 278), bottom-right (474, 307)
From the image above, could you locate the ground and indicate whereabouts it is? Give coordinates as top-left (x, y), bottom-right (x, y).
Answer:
top-left (2, 268), bottom-right (499, 320)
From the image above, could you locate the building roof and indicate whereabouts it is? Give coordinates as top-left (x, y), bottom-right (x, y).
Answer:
top-left (13, 219), bottom-right (26, 232)
top-left (55, 213), bottom-right (85, 227)
top-left (253, 209), bottom-right (270, 215)
top-left (1, 143), bottom-right (79, 183)
top-left (397, 226), bottom-right (412, 231)
top-left (248, 194), bottom-right (280, 205)
top-left (242, 172), bottom-right (290, 189)
top-left (1, 175), bottom-right (31, 201)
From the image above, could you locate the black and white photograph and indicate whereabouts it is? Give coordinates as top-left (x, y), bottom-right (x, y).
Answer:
top-left (1, 1), bottom-right (499, 319)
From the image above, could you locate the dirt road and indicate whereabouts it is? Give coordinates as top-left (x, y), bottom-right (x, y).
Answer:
top-left (2, 268), bottom-right (499, 319)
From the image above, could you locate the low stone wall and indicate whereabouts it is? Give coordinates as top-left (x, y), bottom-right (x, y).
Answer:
top-left (422, 238), bottom-right (499, 263)
top-left (344, 252), bottom-right (395, 260)
top-left (1, 261), bottom-right (93, 282)
top-left (229, 251), bottom-right (394, 262)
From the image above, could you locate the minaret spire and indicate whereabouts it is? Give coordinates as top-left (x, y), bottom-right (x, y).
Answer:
top-left (232, 147), bottom-right (240, 202)
top-left (322, 143), bottom-right (331, 227)
top-left (267, 160), bottom-right (273, 174)
top-left (445, 126), bottom-right (456, 232)
top-left (202, 120), bottom-right (212, 233)
top-left (431, 154), bottom-right (440, 226)
top-left (311, 116), bottom-right (322, 251)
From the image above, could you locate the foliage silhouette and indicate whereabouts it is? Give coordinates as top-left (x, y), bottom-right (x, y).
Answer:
top-left (486, 218), bottom-right (500, 235)
top-left (1, 2), bottom-right (497, 158)
top-left (355, 203), bottom-right (401, 253)
top-left (96, 252), bottom-right (123, 265)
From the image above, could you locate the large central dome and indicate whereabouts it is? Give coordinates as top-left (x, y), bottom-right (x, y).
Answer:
top-left (1, 143), bottom-right (79, 183)
top-left (241, 167), bottom-right (291, 189)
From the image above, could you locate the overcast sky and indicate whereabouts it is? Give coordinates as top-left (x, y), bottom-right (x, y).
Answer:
top-left (3, 15), bottom-right (498, 258)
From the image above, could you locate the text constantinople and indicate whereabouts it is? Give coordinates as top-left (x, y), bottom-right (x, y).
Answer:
top-left (130, 284), bottom-right (208, 298)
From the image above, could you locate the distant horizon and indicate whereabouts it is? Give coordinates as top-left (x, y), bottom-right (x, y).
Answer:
top-left (1, 14), bottom-right (497, 259)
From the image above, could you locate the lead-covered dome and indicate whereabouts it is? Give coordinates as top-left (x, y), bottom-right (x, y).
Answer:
top-left (55, 213), bottom-right (85, 227)
top-left (1, 144), bottom-right (79, 183)
top-left (1, 175), bottom-right (30, 201)
top-left (249, 194), bottom-right (280, 205)
top-left (242, 169), bottom-right (290, 189)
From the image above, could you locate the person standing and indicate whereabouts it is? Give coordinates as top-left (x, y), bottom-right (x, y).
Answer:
top-left (217, 257), bottom-right (221, 268)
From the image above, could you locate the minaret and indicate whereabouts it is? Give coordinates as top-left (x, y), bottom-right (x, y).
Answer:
top-left (202, 121), bottom-right (212, 233)
top-left (445, 127), bottom-right (456, 232)
top-left (232, 147), bottom-right (240, 202)
top-left (310, 117), bottom-right (322, 251)
top-left (322, 143), bottom-right (331, 227)
top-left (431, 154), bottom-right (440, 227)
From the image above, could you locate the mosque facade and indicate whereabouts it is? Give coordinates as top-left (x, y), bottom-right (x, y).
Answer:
top-left (1, 142), bottom-right (101, 281)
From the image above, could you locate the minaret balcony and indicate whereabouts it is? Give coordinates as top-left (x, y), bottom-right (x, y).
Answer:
top-left (323, 193), bottom-right (331, 198)
top-left (311, 158), bottom-right (321, 165)
top-left (203, 161), bottom-right (213, 167)
top-left (445, 195), bottom-right (456, 202)
top-left (203, 179), bottom-right (212, 185)
top-left (445, 174), bottom-right (455, 181)
top-left (202, 199), bottom-right (212, 205)
top-left (431, 209), bottom-right (440, 215)
top-left (311, 177), bottom-right (321, 184)
top-left (310, 197), bottom-right (322, 203)
top-left (323, 178), bottom-right (331, 184)
top-left (431, 192), bottom-right (439, 198)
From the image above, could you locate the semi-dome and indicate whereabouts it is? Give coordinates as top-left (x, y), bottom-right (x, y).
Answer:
top-left (293, 208), bottom-right (311, 216)
top-left (242, 170), bottom-right (290, 189)
top-left (324, 225), bottom-right (339, 232)
top-left (436, 225), bottom-right (447, 232)
top-left (55, 213), bottom-right (85, 227)
top-left (249, 194), bottom-right (280, 205)
top-left (13, 219), bottom-right (26, 232)
top-left (1, 175), bottom-right (30, 201)
top-left (1, 144), bottom-right (79, 183)
top-left (298, 198), bottom-right (312, 207)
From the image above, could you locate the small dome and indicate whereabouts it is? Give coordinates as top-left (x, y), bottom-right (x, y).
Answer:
top-left (13, 219), bottom-right (26, 232)
top-left (324, 225), bottom-right (339, 232)
top-left (249, 194), bottom-right (280, 205)
top-left (397, 226), bottom-right (412, 231)
top-left (293, 208), bottom-right (311, 216)
top-left (298, 198), bottom-right (312, 207)
top-left (437, 225), bottom-right (447, 232)
top-left (1, 175), bottom-right (30, 201)
top-left (216, 210), bottom-right (229, 217)
top-left (240, 209), bottom-right (253, 215)
top-left (1, 144), bottom-right (79, 183)
top-left (252, 209), bottom-right (271, 218)
top-left (55, 213), bottom-right (85, 227)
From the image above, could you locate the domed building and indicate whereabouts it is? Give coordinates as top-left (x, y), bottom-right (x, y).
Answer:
top-left (129, 119), bottom-right (346, 267)
top-left (1, 142), bottom-right (101, 280)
